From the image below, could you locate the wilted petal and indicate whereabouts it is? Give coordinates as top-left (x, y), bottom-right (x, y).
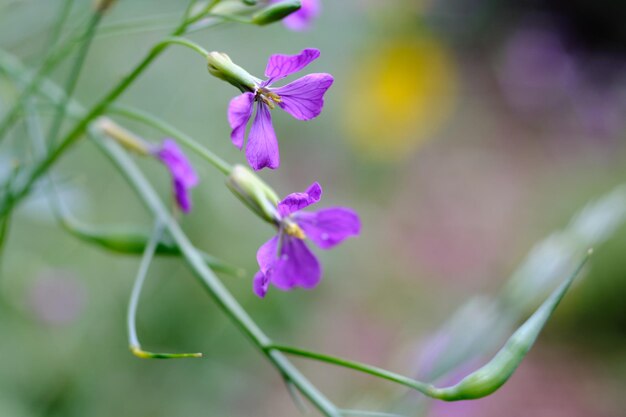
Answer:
top-left (253, 271), bottom-right (270, 298)
top-left (281, 0), bottom-right (321, 31)
top-left (246, 103), bottom-right (280, 170)
top-left (228, 92), bottom-right (254, 149)
top-left (156, 139), bottom-right (198, 187)
top-left (278, 182), bottom-right (322, 217)
top-left (172, 180), bottom-right (192, 213)
top-left (256, 235), bottom-right (279, 273)
top-left (296, 207), bottom-right (361, 249)
top-left (272, 237), bottom-right (321, 291)
top-left (272, 73), bottom-right (333, 120)
top-left (265, 48), bottom-right (320, 84)
top-left (155, 139), bottom-right (198, 213)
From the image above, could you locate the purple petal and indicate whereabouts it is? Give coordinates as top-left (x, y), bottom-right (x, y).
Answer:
top-left (281, 0), bottom-right (321, 32)
top-left (246, 102), bottom-right (280, 170)
top-left (253, 271), bottom-right (270, 298)
top-left (155, 139), bottom-right (198, 213)
top-left (264, 48), bottom-right (320, 84)
top-left (173, 180), bottom-right (193, 213)
top-left (256, 235), bottom-right (279, 273)
top-left (278, 182), bottom-right (322, 217)
top-left (228, 93), bottom-right (254, 149)
top-left (156, 139), bottom-right (198, 187)
top-left (295, 207), bottom-right (361, 249)
top-left (272, 73), bottom-right (334, 120)
top-left (271, 236), bottom-right (321, 291)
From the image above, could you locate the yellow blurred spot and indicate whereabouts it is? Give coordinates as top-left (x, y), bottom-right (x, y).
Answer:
top-left (343, 36), bottom-right (457, 160)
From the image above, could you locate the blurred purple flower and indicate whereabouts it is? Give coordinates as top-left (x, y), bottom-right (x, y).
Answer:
top-left (498, 26), bottom-right (576, 113)
top-left (228, 48), bottom-right (334, 170)
top-left (271, 0), bottom-right (321, 31)
top-left (253, 182), bottom-right (360, 297)
top-left (29, 270), bottom-right (87, 326)
top-left (153, 138), bottom-right (198, 213)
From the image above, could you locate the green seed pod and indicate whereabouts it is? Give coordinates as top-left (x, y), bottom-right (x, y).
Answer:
top-left (59, 215), bottom-right (243, 277)
top-left (207, 52), bottom-right (260, 93)
top-left (433, 250), bottom-right (592, 401)
top-left (226, 164), bottom-right (280, 224)
top-left (251, 0), bottom-right (301, 26)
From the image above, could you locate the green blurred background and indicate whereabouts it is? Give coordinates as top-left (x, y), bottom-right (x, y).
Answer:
top-left (1, 0), bottom-right (625, 416)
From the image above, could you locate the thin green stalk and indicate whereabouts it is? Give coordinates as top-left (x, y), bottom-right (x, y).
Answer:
top-left (108, 104), bottom-right (232, 175)
top-left (186, 0), bottom-right (223, 25)
top-left (159, 36), bottom-right (209, 57)
top-left (48, 0), bottom-right (75, 50)
top-left (0, 0), bottom-right (77, 143)
top-left (127, 221), bottom-right (202, 359)
top-left (270, 345), bottom-right (438, 397)
top-left (0, 2), bottom-right (221, 220)
top-left (46, 11), bottom-right (103, 147)
top-left (94, 135), bottom-right (341, 417)
top-left (0, 211), bottom-right (10, 266)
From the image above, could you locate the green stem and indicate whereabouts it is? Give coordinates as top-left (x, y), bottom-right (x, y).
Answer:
top-left (94, 135), bottom-right (341, 417)
top-left (127, 221), bottom-right (203, 359)
top-left (46, 11), bottom-right (103, 147)
top-left (270, 345), bottom-right (438, 397)
top-left (107, 104), bottom-right (232, 175)
top-left (186, 0), bottom-right (223, 25)
top-left (0, 0), bottom-right (77, 144)
top-left (0, 3), bottom-right (220, 220)
top-left (127, 222), bottom-right (162, 349)
top-left (159, 36), bottom-right (209, 57)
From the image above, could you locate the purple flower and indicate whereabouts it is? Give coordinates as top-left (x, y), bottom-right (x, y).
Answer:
top-left (228, 48), bottom-right (334, 170)
top-left (153, 139), bottom-right (199, 213)
top-left (253, 182), bottom-right (360, 297)
top-left (271, 0), bottom-right (320, 31)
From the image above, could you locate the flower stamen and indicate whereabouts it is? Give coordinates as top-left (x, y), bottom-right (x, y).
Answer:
top-left (284, 220), bottom-right (306, 239)
top-left (256, 88), bottom-right (282, 110)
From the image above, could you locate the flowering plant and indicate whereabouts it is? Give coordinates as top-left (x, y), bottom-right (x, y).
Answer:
top-left (0, 1), bottom-right (604, 416)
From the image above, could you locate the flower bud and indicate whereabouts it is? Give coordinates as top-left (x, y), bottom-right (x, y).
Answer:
top-left (226, 165), bottom-right (280, 223)
top-left (207, 52), bottom-right (260, 92)
top-left (251, 0), bottom-right (302, 26)
top-left (96, 118), bottom-right (150, 156)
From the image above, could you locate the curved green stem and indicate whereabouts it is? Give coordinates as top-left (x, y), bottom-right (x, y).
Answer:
top-left (127, 221), bottom-right (203, 359)
top-left (270, 345), bottom-right (438, 397)
top-left (158, 36), bottom-right (209, 57)
top-left (107, 104), bottom-right (232, 175)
